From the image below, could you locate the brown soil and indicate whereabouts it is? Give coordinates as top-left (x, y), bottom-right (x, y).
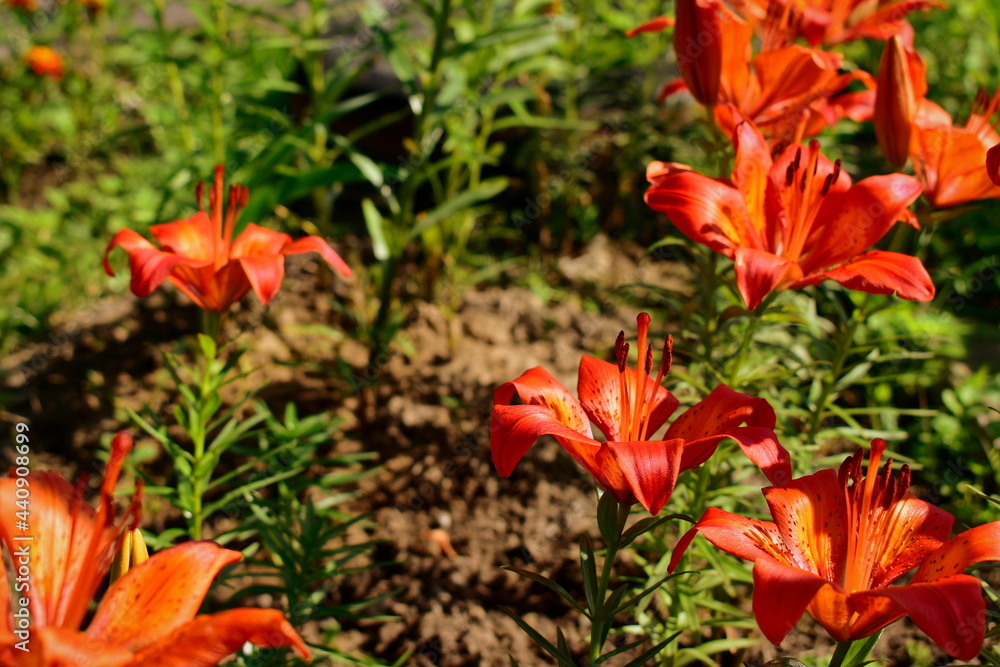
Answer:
top-left (0, 237), bottom-right (990, 666)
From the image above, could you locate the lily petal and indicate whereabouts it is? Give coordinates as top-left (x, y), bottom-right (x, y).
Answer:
top-left (668, 507), bottom-right (786, 573)
top-left (625, 16), bottom-right (674, 37)
top-left (237, 255), bottom-right (286, 307)
top-left (666, 386), bottom-right (784, 479)
top-left (752, 558), bottom-right (834, 645)
top-left (125, 609), bottom-right (310, 666)
top-left (229, 223), bottom-right (291, 257)
top-left (86, 542), bottom-right (242, 651)
top-left (853, 575), bottom-right (986, 660)
top-left (914, 521), bottom-right (1000, 582)
top-left (103, 229), bottom-right (195, 298)
top-left (599, 439), bottom-right (685, 515)
top-left (26, 628), bottom-right (133, 667)
top-left (282, 235), bottom-right (352, 278)
top-left (577, 356), bottom-right (678, 441)
top-left (645, 170), bottom-right (759, 256)
top-left (0, 432), bottom-right (132, 630)
top-left (803, 174), bottom-right (922, 272)
top-left (762, 470), bottom-right (848, 582)
top-left (490, 404), bottom-right (601, 478)
top-left (734, 247), bottom-right (804, 310)
top-left (799, 250), bottom-right (934, 302)
top-left (149, 212), bottom-right (216, 262)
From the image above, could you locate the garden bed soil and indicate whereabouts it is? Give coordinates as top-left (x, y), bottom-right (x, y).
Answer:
top-left (0, 236), bottom-right (974, 666)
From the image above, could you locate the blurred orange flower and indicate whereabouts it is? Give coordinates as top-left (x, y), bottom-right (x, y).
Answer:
top-left (5, 0), bottom-right (38, 10)
top-left (104, 166), bottom-right (351, 313)
top-left (24, 46), bottom-right (63, 81)
top-left (0, 433), bottom-right (310, 666)
top-left (733, 0), bottom-right (945, 46)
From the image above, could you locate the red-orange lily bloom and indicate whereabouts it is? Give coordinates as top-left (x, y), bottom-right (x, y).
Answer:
top-left (645, 119), bottom-right (933, 310)
top-left (104, 166), bottom-right (351, 312)
top-left (0, 433), bottom-right (309, 666)
top-left (910, 86), bottom-right (1000, 209)
top-left (670, 439), bottom-right (999, 660)
top-left (631, 5), bottom-right (869, 144)
top-left (733, 0), bottom-right (945, 46)
top-left (490, 313), bottom-right (790, 515)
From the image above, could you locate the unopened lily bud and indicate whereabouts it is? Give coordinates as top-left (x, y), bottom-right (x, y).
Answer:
top-left (874, 35), bottom-right (915, 168)
top-left (673, 0), bottom-right (723, 106)
top-left (111, 528), bottom-right (150, 582)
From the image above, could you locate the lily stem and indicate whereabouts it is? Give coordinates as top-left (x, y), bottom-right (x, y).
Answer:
top-left (589, 501), bottom-right (629, 663)
top-left (828, 639), bottom-right (854, 667)
top-left (727, 293), bottom-right (775, 388)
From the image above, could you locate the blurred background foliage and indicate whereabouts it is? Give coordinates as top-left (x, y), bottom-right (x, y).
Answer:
top-left (2, 0), bottom-right (1000, 663)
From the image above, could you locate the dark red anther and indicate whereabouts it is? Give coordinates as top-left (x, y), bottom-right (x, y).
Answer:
top-left (785, 163), bottom-right (796, 187)
top-left (832, 159), bottom-right (842, 183)
top-left (195, 181), bottom-right (205, 210)
top-left (615, 330), bottom-right (626, 362)
top-left (663, 334), bottom-right (673, 376)
top-left (897, 464), bottom-right (911, 500)
top-left (645, 344), bottom-right (653, 375)
top-left (618, 343), bottom-right (630, 373)
top-left (821, 173), bottom-right (834, 196)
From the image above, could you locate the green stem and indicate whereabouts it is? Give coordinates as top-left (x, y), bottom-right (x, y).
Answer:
top-left (201, 310), bottom-right (221, 344)
top-left (727, 292), bottom-right (778, 387)
top-left (589, 501), bottom-right (629, 663)
top-left (699, 251), bottom-right (720, 370)
top-left (828, 639), bottom-right (855, 667)
top-left (806, 294), bottom-right (872, 441)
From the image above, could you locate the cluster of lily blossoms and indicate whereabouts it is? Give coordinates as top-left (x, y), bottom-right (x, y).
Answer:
top-left (628, 0), bottom-right (1000, 311)
top-left (493, 0), bottom-right (1000, 661)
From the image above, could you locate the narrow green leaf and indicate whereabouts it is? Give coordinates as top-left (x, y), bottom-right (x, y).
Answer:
top-left (409, 178), bottom-right (508, 238)
top-left (502, 566), bottom-right (588, 616)
top-left (500, 608), bottom-right (575, 666)
top-left (362, 198), bottom-right (390, 261)
top-left (621, 632), bottom-right (682, 667)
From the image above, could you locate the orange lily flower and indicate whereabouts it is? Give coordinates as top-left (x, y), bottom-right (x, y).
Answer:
top-left (732, 0), bottom-right (945, 46)
top-left (645, 119), bottom-right (933, 309)
top-left (24, 46), bottom-right (63, 81)
top-left (910, 86), bottom-right (1000, 209)
top-left (4, 0), bottom-right (37, 10)
top-left (670, 439), bottom-right (999, 660)
top-left (491, 313), bottom-right (790, 515)
top-left (104, 166), bottom-right (351, 312)
top-left (0, 433), bottom-right (309, 666)
top-left (630, 5), bottom-right (870, 144)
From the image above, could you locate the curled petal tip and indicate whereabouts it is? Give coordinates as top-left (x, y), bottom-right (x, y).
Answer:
top-left (626, 16), bottom-right (675, 37)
